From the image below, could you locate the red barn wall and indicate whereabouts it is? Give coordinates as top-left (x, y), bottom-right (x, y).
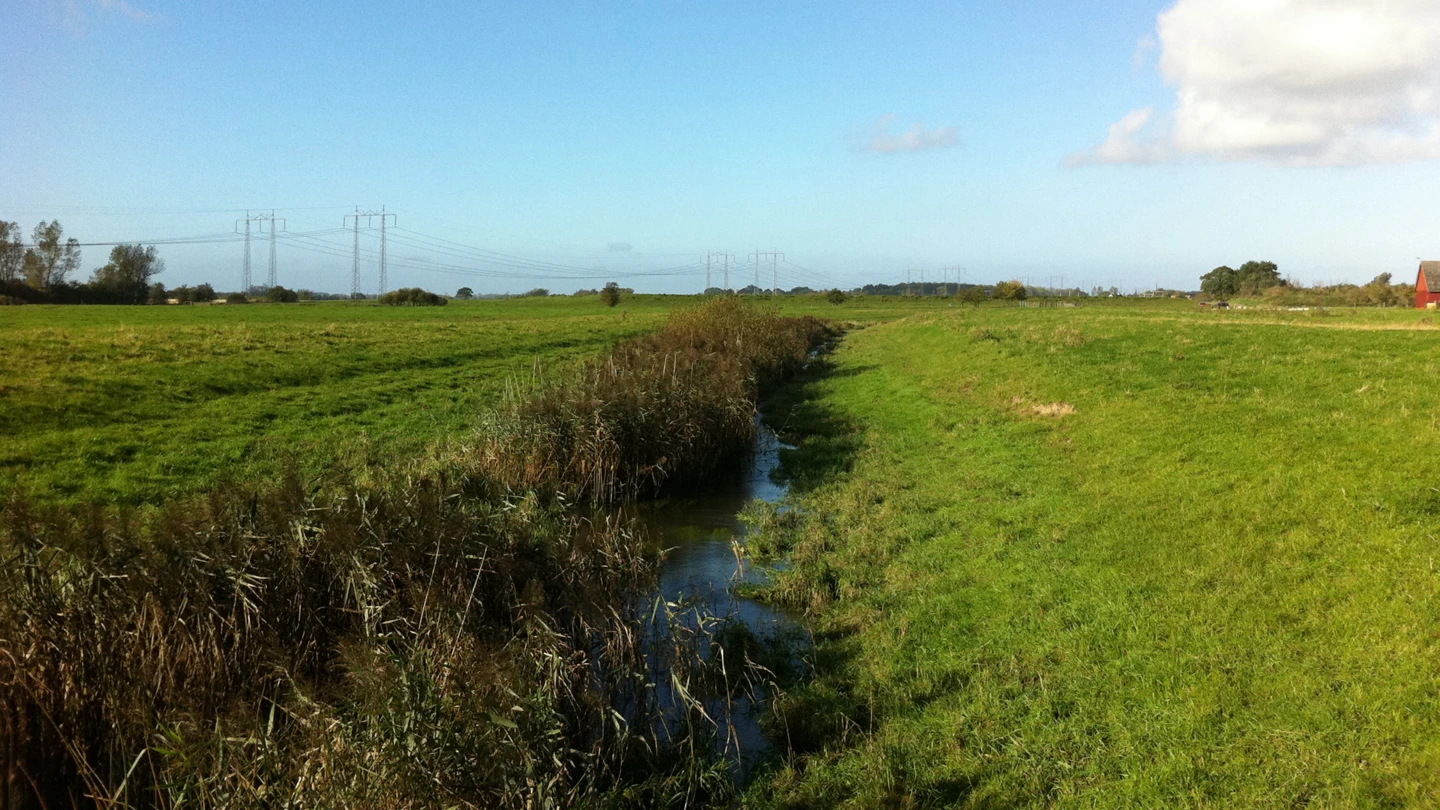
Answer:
top-left (1417, 269), bottom-right (1440, 309)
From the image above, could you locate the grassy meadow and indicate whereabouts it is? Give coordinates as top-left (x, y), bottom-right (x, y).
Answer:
top-left (8, 292), bottom-right (1439, 806)
top-left (753, 302), bottom-right (1440, 808)
top-left (0, 293), bottom-right (923, 505)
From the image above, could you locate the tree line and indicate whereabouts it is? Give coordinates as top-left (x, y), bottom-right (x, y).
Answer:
top-left (1200, 260), bottom-right (1415, 306)
top-left (0, 220), bottom-right (168, 305)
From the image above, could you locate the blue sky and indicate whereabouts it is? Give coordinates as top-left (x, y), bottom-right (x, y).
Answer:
top-left (4, 0), bottom-right (1440, 294)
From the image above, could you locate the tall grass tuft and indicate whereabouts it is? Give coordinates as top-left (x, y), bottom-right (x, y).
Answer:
top-left (0, 297), bottom-right (832, 809)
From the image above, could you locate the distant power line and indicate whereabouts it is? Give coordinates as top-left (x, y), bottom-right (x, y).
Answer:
top-left (3, 203), bottom-right (849, 291)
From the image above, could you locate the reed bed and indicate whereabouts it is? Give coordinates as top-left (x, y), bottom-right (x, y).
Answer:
top-left (476, 297), bottom-right (831, 503)
top-left (0, 297), bottom-right (831, 809)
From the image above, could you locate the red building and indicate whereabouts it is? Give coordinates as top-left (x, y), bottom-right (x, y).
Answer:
top-left (1418, 262), bottom-right (1440, 309)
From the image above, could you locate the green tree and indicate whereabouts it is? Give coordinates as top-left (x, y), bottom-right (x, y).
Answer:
top-left (455, 287), bottom-right (475, 300)
top-left (959, 286), bottom-right (988, 306)
top-left (826, 288), bottom-right (847, 305)
top-left (22, 220), bottom-right (81, 290)
top-left (266, 286), bottom-right (299, 303)
top-left (1363, 272), bottom-right (1397, 306)
top-left (193, 283), bottom-right (217, 302)
top-left (1235, 260), bottom-right (1281, 294)
top-left (994, 280), bottom-right (1027, 301)
top-left (0, 221), bottom-right (23, 283)
top-left (90, 244), bottom-right (164, 304)
top-left (599, 281), bottom-right (622, 307)
top-left (147, 282), bottom-right (168, 305)
top-left (225, 291), bottom-right (248, 304)
top-left (1200, 265), bottom-right (1238, 297)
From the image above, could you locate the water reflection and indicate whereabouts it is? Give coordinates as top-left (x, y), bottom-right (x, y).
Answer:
top-left (639, 419), bottom-right (801, 781)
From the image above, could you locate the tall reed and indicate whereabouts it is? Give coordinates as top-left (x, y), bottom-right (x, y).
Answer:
top-left (0, 297), bottom-right (832, 809)
top-left (477, 297), bottom-right (829, 503)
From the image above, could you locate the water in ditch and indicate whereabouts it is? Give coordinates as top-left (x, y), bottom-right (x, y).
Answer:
top-left (638, 418), bottom-right (804, 782)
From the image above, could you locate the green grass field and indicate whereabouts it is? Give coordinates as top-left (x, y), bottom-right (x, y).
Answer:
top-left (9, 294), bottom-right (1438, 806)
top-left (0, 293), bottom-right (926, 505)
top-left (755, 303), bottom-right (1440, 807)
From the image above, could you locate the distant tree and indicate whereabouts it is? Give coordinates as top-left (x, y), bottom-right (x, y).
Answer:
top-left (193, 283), bottom-right (217, 302)
top-left (599, 281), bottom-right (622, 307)
top-left (1235, 260), bottom-right (1281, 294)
top-left (22, 221), bottom-right (81, 290)
top-left (297, 289), bottom-right (314, 302)
top-left (89, 244), bottom-right (164, 304)
top-left (266, 286), bottom-right (300, 303)
top-left (455, 286), bottom-right (474, 300)
top-left (350, 291), bottom-right (367, 301)
top-left (994, 280), bottom-right (1028, 301)
top-left (147, 282), bottom-right (168, 305)
top-left (0, 221), bottom-right (22, 283)
top-left (1200, 265), bottom-right (1238, 298)
top-left (827, 288), bottom-right (847, 305)
top-left (379, 287), bottom-right (447, 306)
top-left (172, 286), bottom-right (194, 303)
top-left (522, 287), bottom-right (550, 297)
top-left (791, 286), bottom-right (815, 295)
top-left (1363, 272), bottom-right (1398, 307)
top-left (959, 286), bottom-right (988, 306)
top-left (226, 291), bottom-right (248, 304)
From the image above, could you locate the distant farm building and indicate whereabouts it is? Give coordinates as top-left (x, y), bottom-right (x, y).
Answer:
top-left (1418, 262), bottom-right (1440, 309)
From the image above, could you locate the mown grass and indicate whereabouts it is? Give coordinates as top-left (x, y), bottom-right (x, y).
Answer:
top-left (749, 303), bottom-right (1440, 808)
top-left (0, 294), bottom-right (921, 506)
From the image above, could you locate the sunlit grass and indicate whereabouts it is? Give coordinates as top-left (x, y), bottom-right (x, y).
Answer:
top-left (752, 303), bottom-right (1440, 808)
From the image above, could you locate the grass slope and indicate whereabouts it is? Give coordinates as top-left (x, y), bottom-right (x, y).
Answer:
top-left (757, 303), bottom-right (1440, 808)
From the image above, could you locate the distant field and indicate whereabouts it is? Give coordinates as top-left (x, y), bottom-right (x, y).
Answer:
top-left (758, 303), bottom-right (1440, 807)
top-left (0, 293), bottom-right (923, 505)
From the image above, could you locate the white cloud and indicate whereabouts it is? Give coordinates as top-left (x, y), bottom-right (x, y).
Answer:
top-left (1072, 0), bottom-right (1440, 167)
top-left (864, 114), bottom-right (959, 154)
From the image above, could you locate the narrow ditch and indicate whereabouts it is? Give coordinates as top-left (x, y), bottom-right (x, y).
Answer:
top-left (639, 416), bottom-right (807, 783)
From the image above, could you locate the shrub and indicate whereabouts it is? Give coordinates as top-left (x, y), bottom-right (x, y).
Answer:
top-left (266, 286), bottom-right (300, 303)
top-left (827, 289), bottom-right (847, 305)
top-left (379, 287), bottom-right (447, 306)
top-left (994, 280), bottom-right (1028, 301)
top-left (599, 281), bottom-right (621, 307)
top-left (225, 291), bottom-right (248, 304)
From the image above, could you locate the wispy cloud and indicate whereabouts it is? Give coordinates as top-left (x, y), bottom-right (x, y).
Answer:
top-left (61, 0), bottom-right (157, 32)
top-left (864, 114), bottom-right (960, 154)
top-left (1070, 0), bottom-right (1440, 167)
top-left (606, 242), bottom-right (633, 253)
top-left (1065, 107), bottom-right (1175, 167)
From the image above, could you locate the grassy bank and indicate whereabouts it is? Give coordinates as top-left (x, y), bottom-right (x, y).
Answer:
top-left (1, 298), bottom-right (832, 809)
top-left (751, 304), bottom-right (1440, 807)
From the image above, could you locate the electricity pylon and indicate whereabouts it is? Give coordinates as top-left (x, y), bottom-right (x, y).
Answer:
top-left (235, 211), bottom-right (269, 292)
top-left (750, 249), bottom-right (783, 293)
top-left (343, 208), bottom-right (396, 296)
